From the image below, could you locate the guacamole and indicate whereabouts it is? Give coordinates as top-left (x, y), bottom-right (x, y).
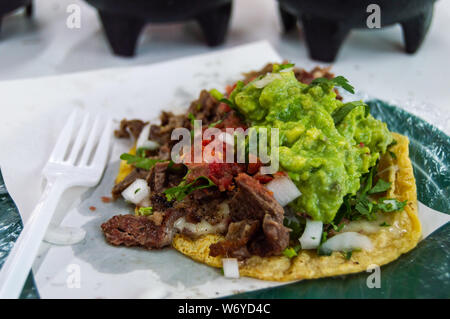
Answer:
top-left (230, 68), bottom-right (392, 223)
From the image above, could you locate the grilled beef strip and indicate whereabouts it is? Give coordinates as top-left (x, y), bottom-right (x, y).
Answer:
top-left (209, 220), bottom-right (260, 258)
top-left (210, 173), bottom-right (290, 258)
top-left (187, 90), bottom-right (222, 126)
top-left (101, 209), bottom-right (183, 249)
top-left (149, 111), bottom-right (189, 147)
top-left (114, 119), bottom-right (148, 140)
top-left (175, 189), bottom-right (227, 225)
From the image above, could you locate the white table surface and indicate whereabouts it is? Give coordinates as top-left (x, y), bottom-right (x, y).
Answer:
top-left (0, 0), bottom-right (449, 112)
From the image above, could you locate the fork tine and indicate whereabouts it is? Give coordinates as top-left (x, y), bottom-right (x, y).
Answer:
top-left (50, 110), bottom-right (78, 162)
top-left (79, 114), bottom-right (102, 166)
top-left (91, 117), bottom-right (113, 169)
top-left (67, 113), bottom-right (90, 164)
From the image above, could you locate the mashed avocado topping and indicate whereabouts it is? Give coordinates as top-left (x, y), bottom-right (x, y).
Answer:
top-left (229, 65), bottom-right (392, 223)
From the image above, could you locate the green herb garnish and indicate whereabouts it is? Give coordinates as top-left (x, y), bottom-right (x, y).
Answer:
top-left (208, 119), bottom-right (223, 128)
top-left (389, 139), bottom-right (398, 147)
top-left (120, 153), bottom-right (162, 170)
top-left (137, 206), bottom-right (153, 216)
top-left (379, 222), bottom-right (390, 227)
top-left (163, 175), bottom-right (216, 201)
top-left (274, 63), bottom-right (295, 72)
top-left (343, 250), bottom-right (353, 260)
top-left (209, 89), bottom-right (224, 101)
top-left (330, 161), bottom-right (407, 225)
top-left (188, 113), bottom-right (196, 125)
top-left (376, 198), bottom-right (407, 212)
top-left (134, 188), bottom-right (141, 194)
top-left (283, 245), bottom-right (301, 259)
top-left (310, 76), bottom-right (355, 94)
top-left (219, 98), bottom-right (236, 109)
top-left (136, 147), bottom-right (147, 158)
top-left (368, 179), bottom-right (391, 194)
top-left (331, 101), bottom-right (367, 125)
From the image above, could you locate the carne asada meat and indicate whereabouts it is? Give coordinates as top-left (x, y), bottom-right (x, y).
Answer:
top-left (114, 119), bottom-right (148, 140)
top-left (147, 161), bottom-right (186, 192)
top-left (187, 90), bottom-right (222, 126)
top-left (175, 193), bottom-right (226, 225)
top-left (209, 220), bottom-right (260, 258)
top-left (211, 173), bottom-right (290, 258)
top-left (101, 209), bottom-right (182, 249)
top-left (229, 173), bottom-right (283, 221)
top-left (149, 111), bottom-right (189, 146)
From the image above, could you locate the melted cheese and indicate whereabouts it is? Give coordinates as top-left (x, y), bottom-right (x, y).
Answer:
top-left (174, 202), bottom-right (230, 236)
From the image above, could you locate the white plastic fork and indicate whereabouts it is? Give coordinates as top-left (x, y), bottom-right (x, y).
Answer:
top-left (0, 110), bottom-right (113, 299)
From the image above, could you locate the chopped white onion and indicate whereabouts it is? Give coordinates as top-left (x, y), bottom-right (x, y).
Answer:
top-left (121, 179), bottom-right (150, 205)
top-left (136, 124), bottom-right (159, 150)
top-left (321, 232), bottom-right (373, 254)
top-left (222, 258), bottom-right (240, 279)
top-left (299, 219), bottom-right (323, 249)
top-left (252, 73), bottom-right (282, 89)
top-left (265, 176), bottom-right (301, 207)
top-left (44, 226), bottom-right (86, 245)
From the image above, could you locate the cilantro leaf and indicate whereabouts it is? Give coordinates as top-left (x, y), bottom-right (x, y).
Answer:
top-left (343, 250), bottom-right (353, 260)
top-left (310, 76), bottom-right (355, 94)
top-left (163, 176), bottom-right (216, 202)
top-left (283, 245), bottom-right (300, 259)
top-left (280, 63), bottom-right (294, 69)
top-left (136, 147), bottom-right (147, 158)
top-left (376, 199), bottom-right (407, 213)
top-left (208, 119), bottom-right (223, 128)
top-left (368, 179), bottom-right (391, 194)
top-left (120, 153), bottom-right (162, 170)
top-left (361, 165), bottom-right (377, 196)
top-left (137, 206), bottom-right (153, 216)
top-left (389, 139), bottom-right (398, 147)
top-left (332, 76), bottom-right (355, 94)
top-left (209, 89), bottom-right (224, 101)
top-left (354, 195), bottom-right (376, 220)
top-left (188, 113), bottom-right (196, 124)
top-left (219, 98), bottom-right (235, 109)
top-left (332, 101), bottom-right (367, 125)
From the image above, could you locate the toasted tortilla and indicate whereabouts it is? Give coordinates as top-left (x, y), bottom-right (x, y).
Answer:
top-left (171, 133), bottom-right (422, 281)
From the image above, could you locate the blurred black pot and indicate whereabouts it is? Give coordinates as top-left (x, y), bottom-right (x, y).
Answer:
top-left (0, 0), bottom-right (33, 34)
top-left (278, 0), bottom-right (436, 62)
top-left (85, 0), bottom-right (233, 57)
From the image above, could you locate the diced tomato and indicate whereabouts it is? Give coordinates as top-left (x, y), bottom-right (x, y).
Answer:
top-left (254, 174), bottom-right (274, 184)
top-left (247, 154), bottom-right (262, 175)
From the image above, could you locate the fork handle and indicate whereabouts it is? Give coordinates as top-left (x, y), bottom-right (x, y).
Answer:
top-left (0, 179), bottom-right (67, 299)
